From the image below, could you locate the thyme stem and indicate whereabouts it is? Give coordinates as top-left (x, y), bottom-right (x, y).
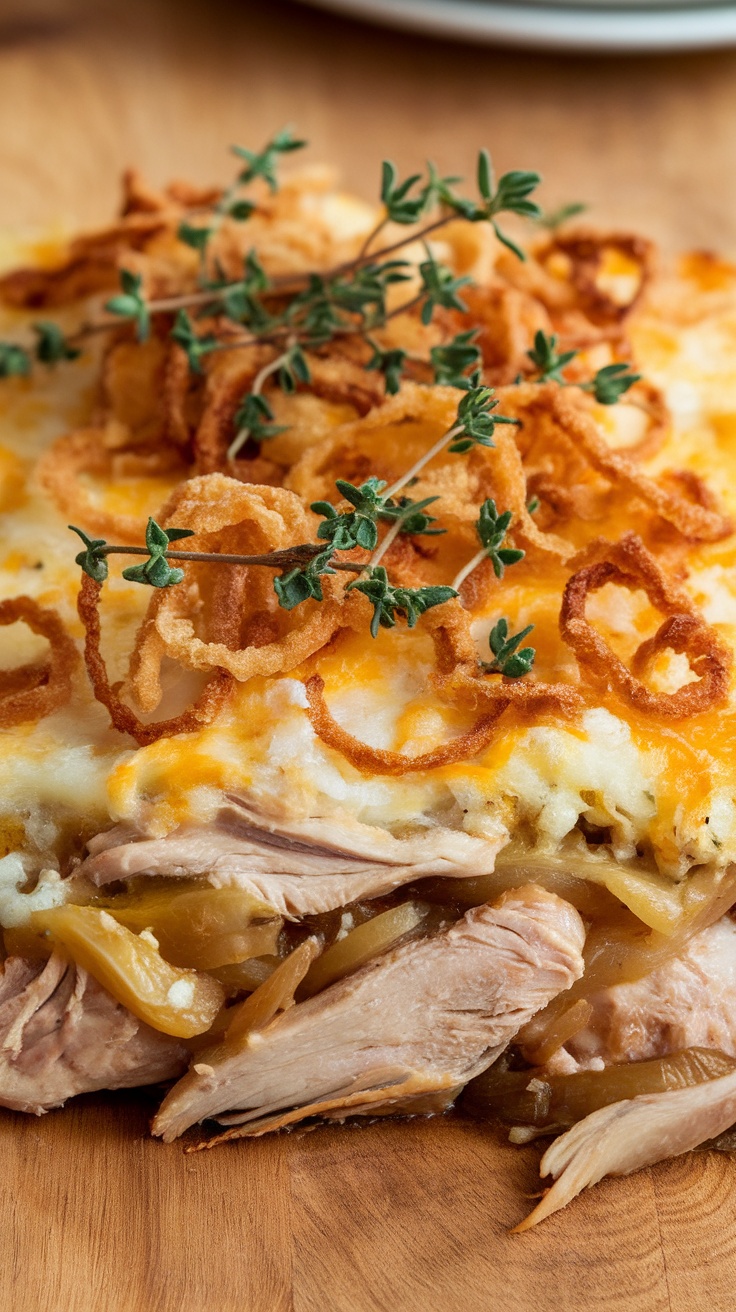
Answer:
top-left (384, 423), bottom-right (463, 500)
top-left (369, 517), bottom-right (404, 569)
top-left (96, 543), bottom-right (365, 572)
top-left (226, 344), bottom-right (294, 459)
top-left (451, 546), bottom-right (489, 592)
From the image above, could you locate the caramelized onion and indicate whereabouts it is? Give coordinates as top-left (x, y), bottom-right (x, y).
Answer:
top-left (298, 900), bottom-right (429, 998)
top-left (31, 905), bottom-right (224, 1038)
top-left (461, 1048), bottom-right (736, 1131)
top-left (224, 937), bottom-right (320, 1045)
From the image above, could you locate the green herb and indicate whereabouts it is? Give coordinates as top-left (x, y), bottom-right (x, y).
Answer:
top-left (273, 546), bottom-right (336, 610)
top-left (346, 566), bottom-right (456, 638)
top-left (430, 329), bottom-right (481, 389)
top-left (232, 393), bottom-right (286, 445)
top-left (69, 526), bottom-right (110, 583)
top-left (378, 494), bottom-right (444, 537)
top-left (526, 330), bottom-right (577, 384)
top-left (120, 518), bottom-right (195, 588)
top-left (475, 499), bottom-right (525, 578)
top-left (483, 617), bottom-right (536, 678)
top-left (313, 477), bottom-right (388, 552)
top-left (535, 201), bottom-right (587, 231)
top-left (528, 330), bottom-right (640, 404)
top-left (0, 342), bottom-right (31, 378)
top-left (33, 322), bottom-right (80, 365)
top-left (380, 161), bottom-right (430, 226)
top-left (448, 376), bottom-right (519, 453)
top-left (366, 341), bottom-right (407, 395)
top-left (170, 309), bottom-right (219, 373)
top-left (231, 126), bottom-right (307, 194)
top-left (585, 362), bottom-right (641, 406)
top-left (418, 247), bottom-right (471, 324)
top-left (473, 156), bottom-right (542, 259)
top-left (177, 221), bottom-right (214, 254)
top-left (105, 269), bottom-right (151, 342)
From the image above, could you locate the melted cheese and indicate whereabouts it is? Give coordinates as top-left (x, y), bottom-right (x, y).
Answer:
top-left (2, 228), bottom-right (736, 908)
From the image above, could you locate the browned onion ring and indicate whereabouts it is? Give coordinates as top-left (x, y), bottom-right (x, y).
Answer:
top-left (559, 534), bottom-right (732, 718)
top-left (303, 673), bottom-right (507, 776)
top-left (0, 597), bottom-right (78, 728)
top-left (77, 574), bottom-right (233, 745)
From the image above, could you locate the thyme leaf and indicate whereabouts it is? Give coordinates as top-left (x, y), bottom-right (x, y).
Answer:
top-left (483, 617), bottom-right (536, 677)
top-left (346, 566), bottom-right (457, 638)
top-left (231, 127), bottom-right (307, 194)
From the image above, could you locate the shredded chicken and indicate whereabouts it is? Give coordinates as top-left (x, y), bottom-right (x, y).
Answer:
top-left (0, 953), bottom-right (188, 1114)
top-left (79, 797), bottom-right (505, 917)
top-left (517, 1067), bottom-right (736, 1230)
top-left (538, 916), bottom-right (736, 1075)
top-left (152, 884), bottom-right (585, 1142)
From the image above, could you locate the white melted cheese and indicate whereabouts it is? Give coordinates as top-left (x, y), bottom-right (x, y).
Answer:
top-left (1, 234), bottom-right (736, 924)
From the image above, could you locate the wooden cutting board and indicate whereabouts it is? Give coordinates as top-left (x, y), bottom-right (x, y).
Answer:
top-left (2, 1091), bottom-right (736, 1311)
top-left (3, 2), bottom-right (736, 1308)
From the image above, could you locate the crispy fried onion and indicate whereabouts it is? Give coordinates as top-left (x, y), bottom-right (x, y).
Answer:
top-left (37, 428), bottom-right (185, 544)
top-left (538, 229), bottom-right (655, 327)
top-left (126, 476), bottom-right (360, 710)
top-left (304, 672), bottom-right (506, 776)
top-left (0, 597), bottom-right (78, 728)
top-left (77, 573), bottom-right (233, 745)
top-left (426, 601), bottom-right (583, 717)
top-left (192, 344), bottom-right (382, 476)
top-left (551, 388), bottom-right (732, 542)
top-left (304, 600), bottom-right (583, 776)
top-left (560, 533), bottom-right (732, 717)
top-left (289, 382), bottom-right (571, 564)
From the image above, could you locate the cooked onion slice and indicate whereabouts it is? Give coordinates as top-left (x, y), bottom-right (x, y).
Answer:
top-left (225, 937), bottom-right (320, 1045)
top-left (298, 901), bottom-right (430, 999)
top-left (101, 886), bottom-right (281, 971)
top-left (30, 905), bottom-right (224, 1038)
top-left (463, 1047), bottom-right (736, 1132)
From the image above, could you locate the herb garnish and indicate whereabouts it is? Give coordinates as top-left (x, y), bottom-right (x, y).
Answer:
top-left (526, 330), bottom-right (640, 404)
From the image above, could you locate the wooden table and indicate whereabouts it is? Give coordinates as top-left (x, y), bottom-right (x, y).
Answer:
top-left (2, 3), bottom-right (736, 1307)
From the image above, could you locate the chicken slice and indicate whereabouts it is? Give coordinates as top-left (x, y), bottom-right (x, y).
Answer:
top-left (535, 916), bottom-right (736, 1076)
top-left (79, 796), bottom-right (504, 918)
top-left (152, 884), bottom-right (585, 1143)
top-left (0, 952), bottom-right (188, 1114)
top-left (516, 1067), bottom-right (736, 1230)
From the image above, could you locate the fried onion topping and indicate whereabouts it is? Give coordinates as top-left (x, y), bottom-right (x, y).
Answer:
top-left (0, 597), bottom-right (78, 728)
top-left (559, 533), bottom-right (732, 718)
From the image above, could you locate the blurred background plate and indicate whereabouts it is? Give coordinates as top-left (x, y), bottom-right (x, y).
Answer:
top-left (296, 0), bottom-right (736, 51)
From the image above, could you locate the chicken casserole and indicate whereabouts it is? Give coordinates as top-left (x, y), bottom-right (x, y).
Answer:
top-left (1, 135), bottom-right (736, 1227)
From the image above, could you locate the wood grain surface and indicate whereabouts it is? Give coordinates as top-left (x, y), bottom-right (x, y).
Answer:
top-left (2, 3), bottom-right (736, 1308)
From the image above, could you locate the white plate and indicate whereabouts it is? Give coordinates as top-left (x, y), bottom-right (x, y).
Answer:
top-left (296, 0), bottom-right (736, 51)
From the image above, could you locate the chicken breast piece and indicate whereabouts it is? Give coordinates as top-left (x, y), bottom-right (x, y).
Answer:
top-left (79, 796), bottom-right (505, 918)
top-left (152, 884), bottom-right (585, 1143)
top-left (537, 916), bottom-right (736, 1075)
top-left (516, 1066), bottom-right (736, 1230)
top-left (0, 952), bottom-right (188, 1114)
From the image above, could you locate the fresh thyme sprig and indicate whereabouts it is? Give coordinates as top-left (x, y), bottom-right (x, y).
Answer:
top-left (482, 617), bottom-right (536, 678)
top-left (451, 499), bottom-right (525, 592)
top-left (526, 330), bottom-right (641, 404)
top-left (68, 383), bottom-right (531, 648)
top-left (346, 568), bottom-right (456, 639)
top-left (3, 130), bottom-right (553, 667)
top-left (534, 201), bottom-right (587, 231)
